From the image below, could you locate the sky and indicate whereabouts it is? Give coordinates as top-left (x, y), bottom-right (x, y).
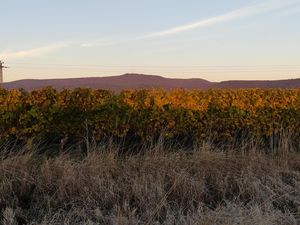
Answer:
top-left (1, 0), bottom-right (300, 82)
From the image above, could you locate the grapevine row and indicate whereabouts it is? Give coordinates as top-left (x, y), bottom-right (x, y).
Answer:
top-left (1, 88), bottom-right (300, 146)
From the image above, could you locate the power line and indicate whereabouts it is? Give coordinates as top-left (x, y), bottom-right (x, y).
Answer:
top-left (9, 67), bottom-right (300, 73)
top-left (8, 62), bottom-right (300, 68)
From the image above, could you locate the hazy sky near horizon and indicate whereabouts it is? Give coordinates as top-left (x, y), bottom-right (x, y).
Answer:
top-left (1, 0), bottom-right (300, 82)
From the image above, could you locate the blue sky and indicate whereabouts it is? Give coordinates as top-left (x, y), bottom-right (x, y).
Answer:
top-left (1, 0), bottom-right (300, 82)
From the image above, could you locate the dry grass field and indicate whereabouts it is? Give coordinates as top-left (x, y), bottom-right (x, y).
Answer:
top-left (0, 141), bottom-right (299, 225)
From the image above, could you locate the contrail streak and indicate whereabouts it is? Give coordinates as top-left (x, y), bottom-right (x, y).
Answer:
top-left (143, 0), bottom-right (300, 38)
top-left (0, 42), bottom-right (68, 60)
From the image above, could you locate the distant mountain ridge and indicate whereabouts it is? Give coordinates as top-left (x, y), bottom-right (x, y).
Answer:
top-left (3, 73), bottom-right (300, 91)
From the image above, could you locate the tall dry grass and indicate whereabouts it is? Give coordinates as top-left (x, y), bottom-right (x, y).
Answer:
top-left (0, 142), bottom-right (299, 225)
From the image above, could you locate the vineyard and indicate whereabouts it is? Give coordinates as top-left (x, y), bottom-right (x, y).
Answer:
top-left (1, 87), bottom-right (300, 149)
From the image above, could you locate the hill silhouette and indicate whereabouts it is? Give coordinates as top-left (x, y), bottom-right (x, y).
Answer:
top-left (3, 73), bottom-right (300, 91)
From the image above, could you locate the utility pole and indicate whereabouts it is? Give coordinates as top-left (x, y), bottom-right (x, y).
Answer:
top-left (0, 61), bottom-right (8, 84)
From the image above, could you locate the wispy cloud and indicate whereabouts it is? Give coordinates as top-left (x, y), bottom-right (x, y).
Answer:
top-left (143, 0), bottom-right (300, 38)
top-left (0, 42), bottom-right (68, 60)
top-left (79, 36), bottom-right (140, 48)
top-left (80, 38), bottom-right (122, 48)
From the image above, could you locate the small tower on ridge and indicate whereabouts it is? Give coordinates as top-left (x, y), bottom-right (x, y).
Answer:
top-left (0, 61), bottom-right (8, 84)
